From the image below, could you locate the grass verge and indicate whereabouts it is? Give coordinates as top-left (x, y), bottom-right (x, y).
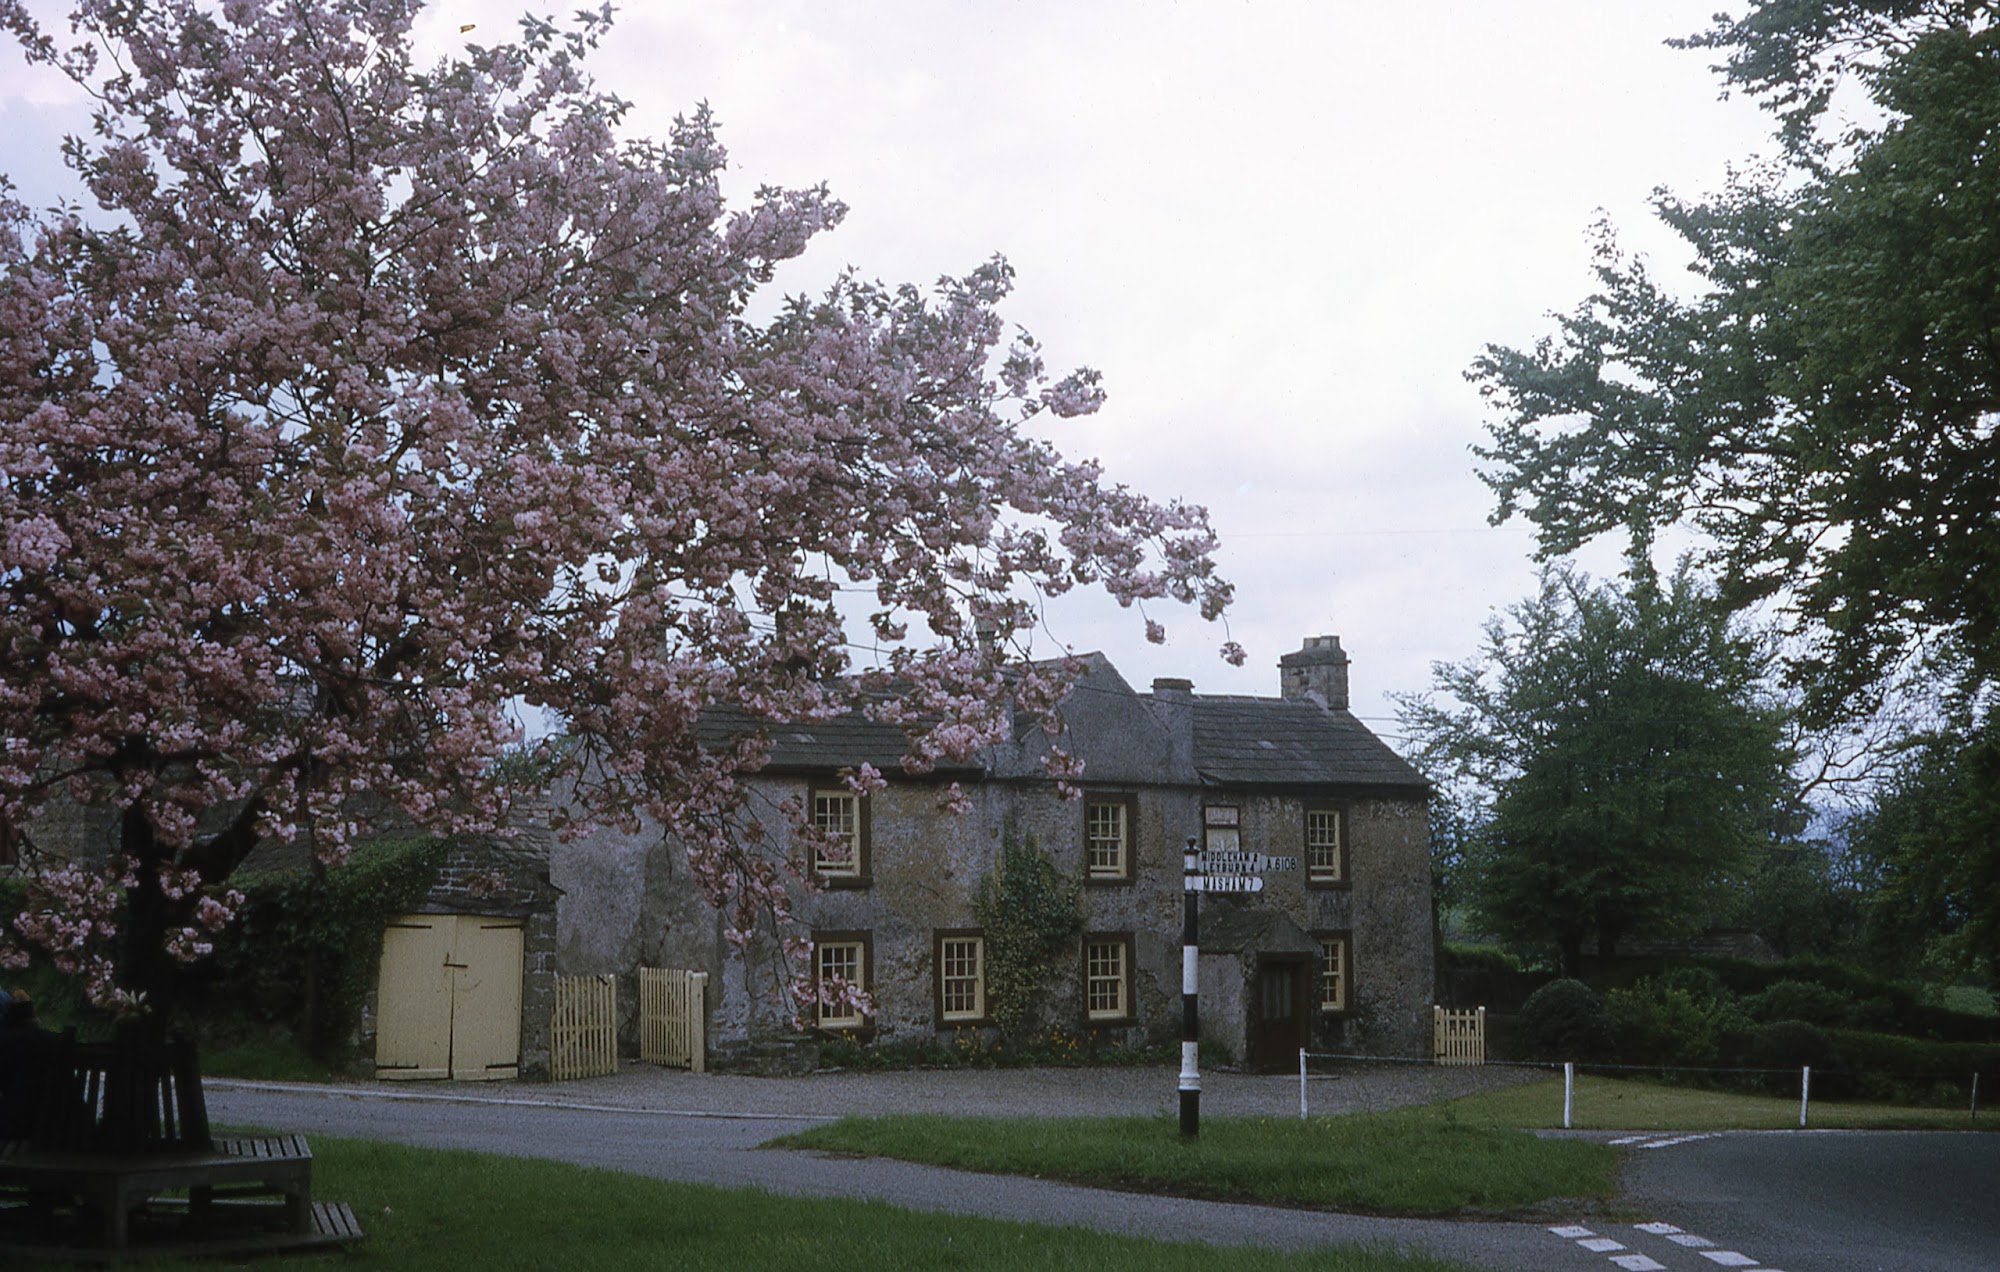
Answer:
top-left (773, 1112), bottom-right (1617, 1217)
top-left (1437, 1074), bottom-right (1996, 1132)
top-left (15, 1136), bottom-right (1475, 1272)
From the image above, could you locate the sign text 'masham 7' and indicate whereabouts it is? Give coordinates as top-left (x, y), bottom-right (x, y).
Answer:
top-left (1183, 874), bottom-right (1264, 894)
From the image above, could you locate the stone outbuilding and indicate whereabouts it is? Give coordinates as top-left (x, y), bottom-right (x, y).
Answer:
top-left (554, 635), bottom-right (1434, 1070)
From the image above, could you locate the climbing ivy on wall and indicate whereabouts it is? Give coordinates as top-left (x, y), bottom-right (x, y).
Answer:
top-left (199, 836), bottom-right (447, 1058)
top-left (973, 832), bottom-right (1083, 1037)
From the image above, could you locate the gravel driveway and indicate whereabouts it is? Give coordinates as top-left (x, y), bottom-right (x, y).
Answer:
top-left (453, 1058), bottom-right (1547, 1121)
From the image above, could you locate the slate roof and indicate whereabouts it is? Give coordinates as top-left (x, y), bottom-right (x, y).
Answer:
top-left (688, 666), bottom-right (1428, 794)
top-left (1184, 695), bottom-right (1427, 792)
top-left (694, 704), bottom-right (982, 776)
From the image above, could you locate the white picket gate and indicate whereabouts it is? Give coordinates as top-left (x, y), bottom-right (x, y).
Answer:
top-left (1433, 1005), bottom-right (1486, 1066)
top-left (639, 967), bottom-right (708, 1073)
top-left (551, 974), bottom-right (619, 1081)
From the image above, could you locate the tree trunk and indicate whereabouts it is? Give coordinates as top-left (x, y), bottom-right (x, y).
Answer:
top-left (301, 857), bottom-right (326, 1055)
top-left (117, 800), bottom-right (178, 1029)
top-left (1596, 926), bottom-right (1621, 964)
top-left (1556, 931), bottom-right (1584, 978)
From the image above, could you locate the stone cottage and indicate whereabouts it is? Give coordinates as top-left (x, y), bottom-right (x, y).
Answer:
top-left (554, 635), bottom-right (1434, 1070)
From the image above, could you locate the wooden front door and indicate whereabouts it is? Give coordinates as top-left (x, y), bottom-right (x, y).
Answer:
top-left (375, 914), bottom-right (524, 1081)
top-left (1248, 956), bottom-right (1309, 1071)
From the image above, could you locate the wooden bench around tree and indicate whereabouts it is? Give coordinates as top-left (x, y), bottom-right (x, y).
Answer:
top-left (0, 1031), bottom-right (359, 1256)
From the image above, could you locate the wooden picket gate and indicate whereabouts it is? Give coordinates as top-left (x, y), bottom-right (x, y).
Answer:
top-left (1433, 1005), bottom-right (1486, 1066)
top-left (639, 967), bottom-right (708, 1073)
top-left (551, 974), bottom-right (619, 1081)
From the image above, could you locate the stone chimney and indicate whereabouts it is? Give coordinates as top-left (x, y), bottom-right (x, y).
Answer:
top-left (1280, 635), bottom-right (1349, 710)
top-left (1149, 677), bottom-right (1195, 773)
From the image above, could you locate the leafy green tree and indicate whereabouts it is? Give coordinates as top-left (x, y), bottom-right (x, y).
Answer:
top-left (1398, 559), bottom-right (1796, 972)
top-left (1470, 3), bottom-right (2000, 722)
top-left (1843, 711), bottom-right (2000, 979)
top-left (1720, 838), bottom-right (1867, 962)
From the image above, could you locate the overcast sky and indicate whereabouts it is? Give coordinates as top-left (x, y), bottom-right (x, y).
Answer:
top-left (0, 1), bottom-right (1783, 745)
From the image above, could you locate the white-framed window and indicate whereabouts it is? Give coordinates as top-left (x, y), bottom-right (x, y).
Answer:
top-left (1203, 804), bottom-right (1240, 855)
top-left (1085, 936), bottom-right (1131, 1021)
top-left (810, 789), bottom-right (866, 880)
top-left (1306, 806), bottom-right (1345, 884)
top-left (814, 934), bottom-right (868, 1030)
top-left (936, 932), bottom-right (986, 1023)
top-left (1316, 934), bottom-right (1350, 1013)
top-left (1085, 796), bottom-right (1133, 880)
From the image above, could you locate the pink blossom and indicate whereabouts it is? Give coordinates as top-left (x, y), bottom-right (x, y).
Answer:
top-left (0, 0), bottom-right (1232, 1009)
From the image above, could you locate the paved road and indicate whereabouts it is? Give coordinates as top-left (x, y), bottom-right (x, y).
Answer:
top-left (1616, 1128), bottom-right (1999, 1272)
top-left (204, 1067), bottom-right (1995, 1272)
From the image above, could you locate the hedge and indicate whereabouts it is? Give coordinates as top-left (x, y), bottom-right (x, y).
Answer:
top-left (1823, 1029), bottom-right (2000, 1103)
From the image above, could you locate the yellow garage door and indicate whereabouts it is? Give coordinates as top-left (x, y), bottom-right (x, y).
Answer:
top-left (376, 914), bottom-right (524, 1081)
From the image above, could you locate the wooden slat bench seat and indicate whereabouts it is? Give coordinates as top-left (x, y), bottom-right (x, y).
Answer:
top-left (0, 1033), bottom-right (360, 1257)
top-left (0, 1133), bottom-right (314, 1250)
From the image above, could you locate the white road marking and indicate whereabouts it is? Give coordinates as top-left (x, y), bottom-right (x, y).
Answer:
top-left (1636, 1133), bottom-right (1722, 1149)
top-left (1609, 1134), bottom-right (1652, 1144)
top-left (1551, 1217), bottom-right (1781, 1272)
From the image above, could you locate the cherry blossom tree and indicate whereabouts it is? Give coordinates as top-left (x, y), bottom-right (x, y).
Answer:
top-left (0, 0), bottom-right (1232, 1016)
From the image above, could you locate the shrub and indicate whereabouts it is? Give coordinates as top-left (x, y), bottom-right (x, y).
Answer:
top-left (1516, 978), bottom-right (1615, 1061)
top-left (1825, 1029), bottom-right (2000, 1104)
top-left (1651, 965), bottom-right (1732, 1004)
top-left (196, 836), bottom-right (446, 1061)
top-left (1730, 1020), bottom-right (1851, 1097)
top-left (1442, 943), bottom-right (1521, 973)
top-left (1746, 979), bottom-right (1857, 1028)
top-left (1604, 975), bottom-right (1752, 1072)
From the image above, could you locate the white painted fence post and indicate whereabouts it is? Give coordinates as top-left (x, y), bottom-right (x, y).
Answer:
top-left (1563, 1061), bottom-right (1574, 1130)
top-left (1800, 1065), bottom-right (1812, 1128)
top-left (1971, 1072), bottom-right (1980, 1124)
top-left (1299, 1049), bottom-right (1308, 1120)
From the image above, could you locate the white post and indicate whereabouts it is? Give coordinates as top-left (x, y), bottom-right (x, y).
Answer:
top-left (1971, 1072), bottom-right (1980, 1124)
top-left (1299, 1048), bottom-right (1308, 1120)
top-left (1800, 1065), bottom-right (1812, 1128)
top-left (1563, 1061), bottom-right (1574, 1130)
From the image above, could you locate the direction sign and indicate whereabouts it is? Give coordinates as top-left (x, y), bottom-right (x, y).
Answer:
top-left (1196, 852), bottom-right (1298, 874)
top-left (1183, 874), bottom-right (1263, 894)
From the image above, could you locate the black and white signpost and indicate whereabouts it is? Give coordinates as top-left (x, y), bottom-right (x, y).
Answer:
top-left (1179, 836), bottom-right (1300, 1136)
top-left (1180, 836), bottom-right (1202, 1137)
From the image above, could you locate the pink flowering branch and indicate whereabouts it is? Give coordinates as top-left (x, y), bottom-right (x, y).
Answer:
top-left (0, 0), bottom-right (1232, 1014)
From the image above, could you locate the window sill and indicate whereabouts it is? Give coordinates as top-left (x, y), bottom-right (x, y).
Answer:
top-left (813, 874), bottom-right (873, 890)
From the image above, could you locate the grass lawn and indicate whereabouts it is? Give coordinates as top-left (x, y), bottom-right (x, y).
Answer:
top-left (774, 1111), bottom-right (1618, 1218)
top-left (13, 1137), bottom-right (1475, 1272)
top-left (1436, 1074), bottom-right (1995, 1132)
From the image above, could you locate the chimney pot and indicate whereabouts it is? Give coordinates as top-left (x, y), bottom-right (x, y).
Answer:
top-left (1279, 635), bottom-right (1349, 710)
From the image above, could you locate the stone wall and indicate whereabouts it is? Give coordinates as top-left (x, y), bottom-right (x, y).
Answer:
top-left (548, 777), bottom-right (1433, 1069)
